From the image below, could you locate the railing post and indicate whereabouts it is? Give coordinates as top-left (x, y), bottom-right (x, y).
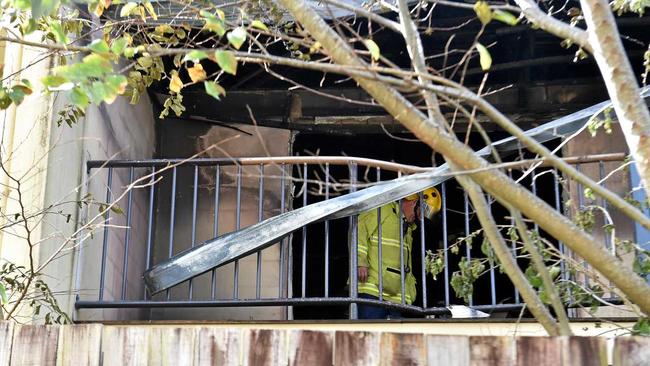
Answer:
top-left (144, 166), bottom-right (156, 300)
top-left (419, 191), bottom-right (427, 309)
top-left (98, 167), bottom-right (113, 301)
top-left (324, 163), bottom-right (330, 298)
top-left (121, 167), bottom-right (135, 300)
top-left (211, 165), bottom-right (220, 300)
top-left (301, 163), bottom-right (308, 298)
top-left (349, 162), bottom-right (358, 319)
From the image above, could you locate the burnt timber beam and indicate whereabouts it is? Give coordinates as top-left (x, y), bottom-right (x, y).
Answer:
top-left (156, 82), bottom-right (610, 133)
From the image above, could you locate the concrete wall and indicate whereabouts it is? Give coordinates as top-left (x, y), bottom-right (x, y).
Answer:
top-left (150, 120), bottom-right (291, 320)
top-left (0, 35), bottom-right (155, 321)
top-left (69, 96), bottom-right (156, 321)
top-left (0, 33), bottom-right (55, 322)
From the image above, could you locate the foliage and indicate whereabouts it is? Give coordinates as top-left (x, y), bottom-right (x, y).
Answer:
top-left (632, 318), bottom-right (650, 336)
top-left (0, 262), bottom-right (70, 324)
top-left (450, 257), bottom-right (486, 304)
top-left (612, 0), bottom-right (650, 15)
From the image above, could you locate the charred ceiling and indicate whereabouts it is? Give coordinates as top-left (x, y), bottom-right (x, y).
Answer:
top-left (141, 3), bottom-right (650, 133)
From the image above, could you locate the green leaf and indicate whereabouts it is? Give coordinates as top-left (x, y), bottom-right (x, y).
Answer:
top-left (8, 87), bottom-right (27, 105)
top-left (204, 20), bottom-right (226, 36)
top-left (70, 87), bottom-right (89, 108)
top-left (89, 39), bottom-right (110, 54)
top-left (250, 20), bottom-right (269, 32)
top-left (632, 318), bottom-right (650, 336)
top-left (227, 27), bottom-right (247, 50)
top-left (214, 50), bottom-right (237, 75)
top-left (42, 75), bottom-right (68, 88)
top-left (55, 54), bottom-right (112, 82)
top-left (21, 19), bottom-right (38, 35)
top-left (183, 50), bottom-right (208, 63)
top-left (548, 266), bottom-right (561, 280)
top-left (123, 47), bottom-right (138, 58)
top-left (204, 81), bottom-right (226, 100)
top-left (476, 43), bottom-right (492, 71)
top-left (0, 282), bottom-right (6, 304)
top-left (473, 1), bottom-right (492, 25)
top-left (49, 20), bottom-right (69, 44)
top-left (31, 0), bottom-right (59, 19)
top-left (201, 10), bottom-right (226, 36)
top-left (364, 39), bottom-right (380, 62)
top-left (110, 204), bottom-right (124, 215)
top-left (492, 10), bottom-right (519, 25)
top-left (143, 1), bottom-right (157, 20)
top-left (104, 74), bottom-right (128, 101)
top-left (111, 38), bottom-right (128, 55)
top-left (89, 81), bottom-right (109, 104)
top-left (120, 2), bottom-right (139, 17)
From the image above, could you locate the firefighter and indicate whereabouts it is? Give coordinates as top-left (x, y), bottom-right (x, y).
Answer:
top-left (355, 187), bottom-right (442, 319)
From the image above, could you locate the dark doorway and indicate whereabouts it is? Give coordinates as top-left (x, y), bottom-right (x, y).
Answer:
top-left (290, 132), bottom-right (561, 319)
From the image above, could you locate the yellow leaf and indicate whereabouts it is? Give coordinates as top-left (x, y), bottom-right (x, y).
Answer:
top-left (188, 63), bottom-right (207, 82)
top-left (144, 1), bottom-right (158, 20)
top-left (169, 72), bottom-right (183, 93)
top-left (309, 41), bottom-right (321, 54)
top-left (364, 39), bottom-right (380, 62)
top-left (476, 43), bottom-right (492, 71)
top-left (473, 1), bottom-right (492, 25)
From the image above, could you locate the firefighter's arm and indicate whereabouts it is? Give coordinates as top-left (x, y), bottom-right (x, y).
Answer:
top-left (356, 211), bottom-right (375, 269)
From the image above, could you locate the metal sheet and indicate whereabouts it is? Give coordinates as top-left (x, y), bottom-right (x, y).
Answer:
top-left (144, 88), bottom-right (650, 294)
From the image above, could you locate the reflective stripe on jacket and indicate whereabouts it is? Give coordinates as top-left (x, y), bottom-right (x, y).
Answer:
top-left (357, 202), bottom-right (417, 304)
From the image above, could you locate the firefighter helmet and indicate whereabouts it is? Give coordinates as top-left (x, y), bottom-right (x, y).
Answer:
top-left (405, 187), bottom-right (442, 221)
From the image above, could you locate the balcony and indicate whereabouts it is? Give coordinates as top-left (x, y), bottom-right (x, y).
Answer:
top-left (73, 153), bottom-right (629, 321)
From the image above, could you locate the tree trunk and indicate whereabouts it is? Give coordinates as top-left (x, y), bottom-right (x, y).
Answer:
top-left (579, 0), bottom-right (650, 196)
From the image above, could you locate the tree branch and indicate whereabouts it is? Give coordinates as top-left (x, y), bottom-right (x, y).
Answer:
top-left (276, 0), bottom-right (650, 316)
top-left (513, 0), bottom-right (592, 53)
top-left (450, 161), bottom-right (562, 336)
top-left (512, 211), bottom-right (572, 335)
top-left (579, 0), bottom-right (650, 197)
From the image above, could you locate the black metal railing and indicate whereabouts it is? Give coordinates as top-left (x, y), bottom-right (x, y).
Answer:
top-left (75, 154), bottom-right (626, 319)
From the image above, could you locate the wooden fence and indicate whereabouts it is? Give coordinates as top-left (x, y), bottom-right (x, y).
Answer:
top-left (0, 322), bottom-right (649, 365)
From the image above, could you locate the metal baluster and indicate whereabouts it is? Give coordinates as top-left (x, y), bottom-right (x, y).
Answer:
top-left (279, 164), bottom-right (286, 298)
top-left (301, 163), bottom-right (308, 298)
top-left (599, 161), bottom-right (613, 253)
top-left (553, 169), bottom-right (570, 301)
top-left (531, 172), bottom-right (539, 232)
top-left (121, 167), bottom-right (134, 300)
top-left (256, 164), bottom-right (264, 299)
top-left (98, 167), bottom-right (113, 301)
top-left (508, 170), bottom-right (520, 304)
top-left (464, 191), bottom-right (473, 306)
top-left (189, 165), bottom-right (198, 300)
top-left (233, 165), bottom-right (242, 299)
top-left (488, 198), bottom-right (496, 307)
top-left (324, 163), bottom-right (330, 298)
top-left (211, 165), bottom-right (220, 300)
top-left (144, 166), bottom-right (156, 300)
top-left (349, 163), bottom-right (358, 319)
top-left (377, 168), bottom-right (383, 302)
top-left (167, 166), bottom-right (177, 301)
top-left (399, 198), bottom-right (406, 305)
top-left (442, 182), bottom-right (450, 306)
top-left (576, 164), bottom-right (589, 287)
top-left (419, 192), bottom-right (427, 309)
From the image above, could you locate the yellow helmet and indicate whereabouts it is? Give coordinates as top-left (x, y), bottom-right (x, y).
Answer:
top-left (405, 187), bottom-right (442, 220)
